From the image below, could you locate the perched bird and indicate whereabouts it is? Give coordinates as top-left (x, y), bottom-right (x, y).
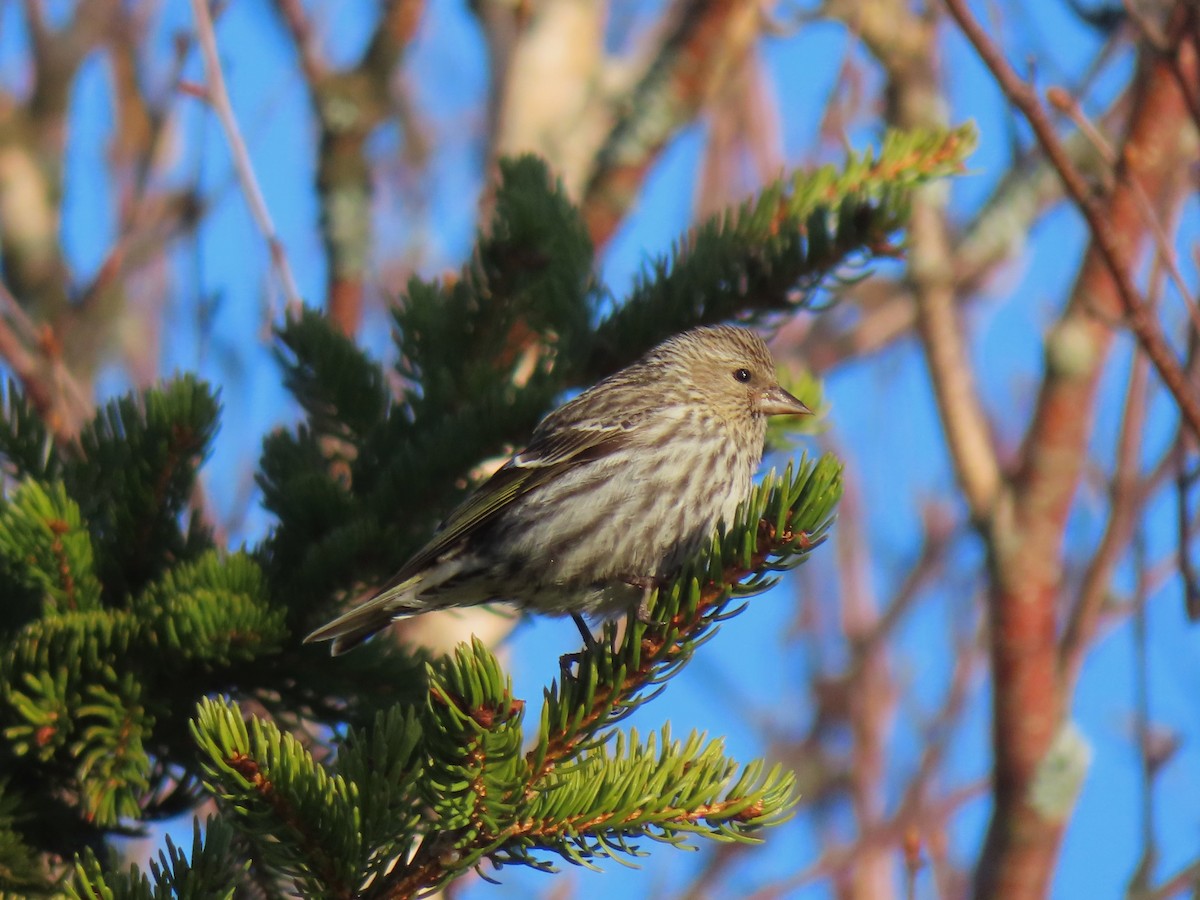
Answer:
top-left (305, 324), bottom-right (811, 655)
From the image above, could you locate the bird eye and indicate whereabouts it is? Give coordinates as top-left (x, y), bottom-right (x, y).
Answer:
top-left (733, 368), bottom-right (752, 383)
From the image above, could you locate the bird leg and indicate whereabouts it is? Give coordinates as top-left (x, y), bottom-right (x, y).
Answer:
top-left (623, 575), bottom-right (664, 624)
top-left (571, 612), bottom-right (599, 650)
top-left (562, 576), bottom-right (661, 675)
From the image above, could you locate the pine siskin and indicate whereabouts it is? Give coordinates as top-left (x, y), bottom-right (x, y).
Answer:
top-left (305, 325), bottom-right (811, 654)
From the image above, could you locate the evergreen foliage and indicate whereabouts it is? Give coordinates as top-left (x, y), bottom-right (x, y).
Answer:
top-left (0, 129), bottom-right (974, 896)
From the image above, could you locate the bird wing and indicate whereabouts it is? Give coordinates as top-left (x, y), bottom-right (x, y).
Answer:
top-left (381, 414), bottom-right (639, 586)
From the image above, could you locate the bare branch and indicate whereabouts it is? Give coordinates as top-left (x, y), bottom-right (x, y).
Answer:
top-left (0, 278), bottom-right (91, 443)
top-left (939, 1), bottom-right (1199, 895)
top-left (943, 0), bottom-right (1200, 442)
top-left (1059, 346), bottom-right (1150, 683)
top-left (270, 0), bottom-right (425, 334)
top-left (189, 0), bottom-right (305, 318)
top-left (580, 0), bottom-right (765, 247)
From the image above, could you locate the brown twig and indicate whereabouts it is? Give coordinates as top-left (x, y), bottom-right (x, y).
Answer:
top-left (1176, 328), bottom-right (1200, 619)
top-left (739, 780), bottom-right (989, 900)
top-left (270, 0), bottom-right (424, 335)
top-left (579, 0), bottom-right (764, 248)
top-left (1047, 86), bottom-right (1200, 328)
top-left (189, 0), bottom-right (304, 318)
top-left (832, 471), bottom-right (895, 899)
top-left (1145, 858), bottom-right (1200, 899)
top-left (1059, 338), bottom-right (1151, 684)
top-left (910, 190), bottom-right (1003, 520)
top-left (1177, 432), bottom-right (1200, 618)
top-left (272, 0), bottom-right (327, 83)
top-left (0, 279), bottom-right (91, 444)
top-left (1126, 530), bottom-right (1158, 895)
top-left (1136, 1), bottom-right (1200, 133)
top-left (943, 0), bottom-right (1200, 442)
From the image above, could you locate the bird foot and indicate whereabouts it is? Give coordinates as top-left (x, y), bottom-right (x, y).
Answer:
top-left (559, 650), bottom-right (583, 677)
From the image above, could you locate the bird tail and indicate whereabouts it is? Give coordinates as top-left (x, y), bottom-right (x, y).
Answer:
top-left (303, 575), bottom-right (424, 656)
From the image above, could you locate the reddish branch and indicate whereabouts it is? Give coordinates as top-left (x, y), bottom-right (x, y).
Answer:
top-left (1059, 337), bottom-right (1152, 684)
top-left (937, 1), bottom-right (1199, 896)
top-left (831, 471), bottom-right (895, 899)
top-left (531, 517), bottom-right (805, 778)
top-left (943, 0), bottom-right (1200, 442)
top-left (580, 0), bottom-right (763, 248)
top-left (273, 0), bottom-right (425, 335)
top-left (190, 0), bottom-right (304, 318)
top-left (740, 780), bottom-right (989, 900)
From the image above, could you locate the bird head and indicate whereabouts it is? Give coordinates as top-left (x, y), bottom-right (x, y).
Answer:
top-left (652, 325), bottom-right (812, 421)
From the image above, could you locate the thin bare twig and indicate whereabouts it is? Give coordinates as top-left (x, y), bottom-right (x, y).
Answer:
top-left (272, 0), bottom-right (327, 83)
top-left (1145, 859), bottom-right (1200, 899)
top-left (189, 0), bottom-right (304, 317)
top-left (1126, 530), bottom-right (1157, 895)
top-left (833, 471), bottom-right (895, 898)
top-left (1177, 327), bottom-right (1200, 618)
top-left (740, 780), bottom-right (989, 900)
top-left (910, 192), bottom-right (1003, 521)
top-left (580, 0), bottom-right (764, 247)
top-left (943, 0), bottom-right (1200, 442)
top-left (0, 279), bottom-right (91, 443)
top-left (1047, 86), bottom-right (1200, 328)
top-left (1059, 339), bottom-right (1151, 683)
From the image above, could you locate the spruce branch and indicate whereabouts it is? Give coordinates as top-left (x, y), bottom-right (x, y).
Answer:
top-left (0, 379), bottom-right (60, 483)
top-left (332, 706), bottom-right (426, 885)
top-left (527, 455), bottom-right (841, 781)
top-left (2, 615), bottom-right (156, 828)
top-left (69, 816), bottom-right (246, 900)
top-left (367, 454), bottom-right (841, 898)
top-left (67, 376), bottom-right (219, 600)
top-left (3, 609), bottom-right (143, 750)
top-left (0, 777), bottom-right (49, 893)
top-left (0, 479), bottom-right (102, 615)
top-left (133, 550), bottom-right (286, 668)
top-left (421, 639), bottom-right (526, 839)
top-left (72, 673), bottom-right (153, 826)
top-left (588, 124), bottom-right (978, 374)
top-left (275, 309), bottom-right (389, 446)
top-left (192, 697), bottom-right (363, 898)
top-left (505, 727), bottom-right (796, 869)
top-left (394, 155), bottom-right (595, 418)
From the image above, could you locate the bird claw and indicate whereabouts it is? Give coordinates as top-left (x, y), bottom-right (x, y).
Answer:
top-left (559, 650), bottom-right (584, 677)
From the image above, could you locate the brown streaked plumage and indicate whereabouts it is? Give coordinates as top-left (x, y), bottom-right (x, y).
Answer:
top-left (305, 325), bottom-right (811, 654)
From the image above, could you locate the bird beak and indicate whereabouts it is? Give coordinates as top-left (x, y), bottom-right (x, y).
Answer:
top-left (758, 385), bottom-right (812, 417)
